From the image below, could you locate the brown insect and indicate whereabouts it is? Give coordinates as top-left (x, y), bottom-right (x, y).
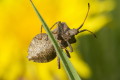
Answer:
top-left (28, 2), bottom-right (96, 69)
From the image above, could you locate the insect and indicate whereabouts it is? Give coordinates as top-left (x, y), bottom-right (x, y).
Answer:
top-left (28, 2), bottom-right (96, 69)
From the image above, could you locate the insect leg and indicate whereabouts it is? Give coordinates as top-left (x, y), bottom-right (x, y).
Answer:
top-left (38, 25), bottom-right (43, 40)
top-left (50, 21), bottom-right (61, 30)
top-left (45, 22), bottom-right (61, 40)
top-left (66, 41), bottom-right (73, 52)
top-left (77, 3), bottom-right (90, 30)
top-left (51, 21), bottom-right (61, 34)
top-left (57, 56), bottom-right (60, 69)
top-left (79, 29), bottom-right (97, 38)
top-left (40, 25), bottom-right (43, 38)
top-left (65, 48), bottom-right (71, 58)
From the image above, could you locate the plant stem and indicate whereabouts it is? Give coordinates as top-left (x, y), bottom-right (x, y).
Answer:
top-left (30, 0), bottom-right (81, 80)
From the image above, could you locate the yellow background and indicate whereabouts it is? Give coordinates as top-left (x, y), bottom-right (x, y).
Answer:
top-left (0, 0), bottom-right (118, 80)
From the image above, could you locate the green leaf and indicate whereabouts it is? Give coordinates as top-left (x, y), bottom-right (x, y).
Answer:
top-left (30, 0), bottom-right (81, 80)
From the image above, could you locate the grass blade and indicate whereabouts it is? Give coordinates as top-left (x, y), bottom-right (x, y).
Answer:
top-left (30, 0), bottom-right (81, 80)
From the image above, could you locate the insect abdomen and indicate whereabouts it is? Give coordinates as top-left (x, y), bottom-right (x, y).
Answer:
top-left (28, 33), bottom-right (56, 63)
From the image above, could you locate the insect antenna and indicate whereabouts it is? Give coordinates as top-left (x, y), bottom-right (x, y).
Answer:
top-left (76, 3), bottom-right (96, 38)
top-left (77, 3), bottom-right (90, 30)
top-left (79, 29), bottom-right (97, 38)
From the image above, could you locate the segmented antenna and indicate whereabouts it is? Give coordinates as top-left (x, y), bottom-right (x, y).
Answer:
top-left (77, 3), bottom-right (90, 30)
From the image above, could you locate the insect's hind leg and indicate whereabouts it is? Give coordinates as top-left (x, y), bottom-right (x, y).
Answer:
top-left (57, 56), bottom-right (60, 69)
top-left (40, 25), bottom-right (48, 41)
top-left (38, 25), bottom-right (43, 40)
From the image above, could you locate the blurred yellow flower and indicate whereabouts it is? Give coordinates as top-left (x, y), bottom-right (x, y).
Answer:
top-left (0, 0), bottom-right (115, 80)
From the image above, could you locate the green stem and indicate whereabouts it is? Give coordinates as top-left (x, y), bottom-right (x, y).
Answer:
top-left (30, 0), bottom-right (81, 80)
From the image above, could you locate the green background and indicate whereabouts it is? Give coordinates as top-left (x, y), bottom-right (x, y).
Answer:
top-left (76, 0), bottom-right (120, 80)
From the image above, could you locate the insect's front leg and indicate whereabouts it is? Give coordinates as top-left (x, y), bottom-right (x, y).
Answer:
top-left (50, 21), bottom-right (61, 30)
top-left (50, 21), bottom-right (62, 34)
top-left (66, 41), bottom-right (73, 52)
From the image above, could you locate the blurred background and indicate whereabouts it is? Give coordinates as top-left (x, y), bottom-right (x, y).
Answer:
top-left (0, 0), bottom-right (119, 80)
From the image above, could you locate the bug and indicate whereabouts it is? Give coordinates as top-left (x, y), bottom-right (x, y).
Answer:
top-left (28, 1), bottom-right (96, 69)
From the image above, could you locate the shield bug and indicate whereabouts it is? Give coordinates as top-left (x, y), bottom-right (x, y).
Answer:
top-left (28, 2), bottom-right (96, 69)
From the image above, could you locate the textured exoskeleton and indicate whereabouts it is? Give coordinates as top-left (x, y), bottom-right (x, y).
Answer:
top-left (28, 1), bottom-right (96, 69)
